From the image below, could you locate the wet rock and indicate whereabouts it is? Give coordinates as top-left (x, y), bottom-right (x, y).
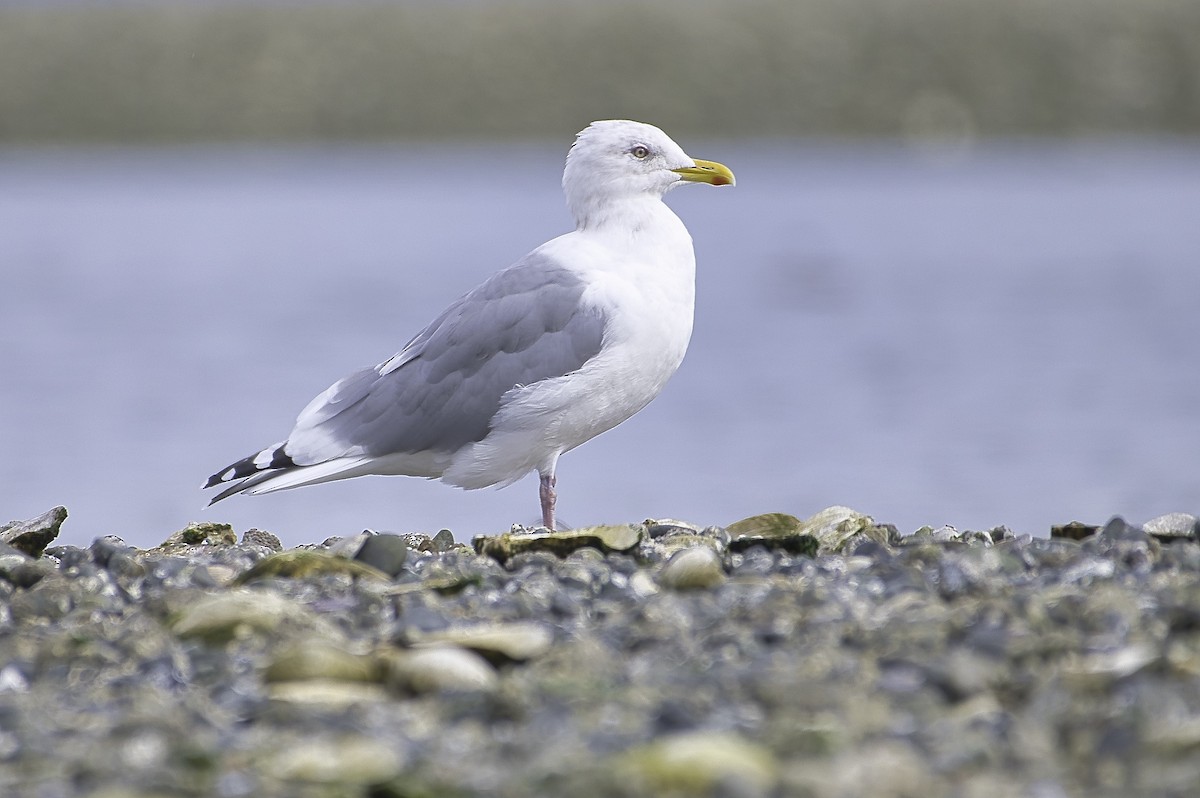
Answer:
top-left (642, 519), bottom-right (731, 563)
top-left (728, 507), bottom-right (882, 555)
top-left (0, 506), bottom-right (67, 557)
top-left (473, 524), bottom-right (641, 563)
top-left (657, 546), bottom-right (726, 590)
top-left (727, 512), bottom-right (818, 555)
top-left (799, 506), bottom-right (880, 552)
top-left (233, 550), bottom-right (391, 585)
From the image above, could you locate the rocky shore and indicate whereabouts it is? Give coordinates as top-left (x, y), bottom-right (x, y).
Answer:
top-left (1, 506), bottom-right (1198, 797)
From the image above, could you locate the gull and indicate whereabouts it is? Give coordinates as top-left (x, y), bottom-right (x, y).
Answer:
top-left (204, 120), bottom-right (734, 530)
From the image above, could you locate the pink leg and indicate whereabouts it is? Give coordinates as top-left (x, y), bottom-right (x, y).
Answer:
top-left (539, 473), bottom-right (557, 530)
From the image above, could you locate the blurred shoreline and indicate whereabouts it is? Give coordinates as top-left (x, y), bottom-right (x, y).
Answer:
top-left (2, 0), bottom-right (1197, 143)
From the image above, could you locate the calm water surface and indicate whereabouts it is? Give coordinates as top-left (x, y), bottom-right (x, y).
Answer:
top-left (3, 142), bottom-right (1198, 548)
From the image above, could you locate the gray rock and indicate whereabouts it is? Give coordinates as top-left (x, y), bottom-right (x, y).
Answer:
top-left (0, 541), bottom-right (35, 583)
top-left (1144, 512), bottom-right (1199, 542)
top-left (0, 506), bottom-right (67, 557)
top-left (353, 533), bottom-right (409, 577)
top-left (241, 528), bottom-right (283, 551)
top-left (2, 559), bottom-right (56, 589)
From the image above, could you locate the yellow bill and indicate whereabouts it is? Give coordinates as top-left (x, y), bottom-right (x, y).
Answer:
top-left (673, 159), bottom-right (736, 187)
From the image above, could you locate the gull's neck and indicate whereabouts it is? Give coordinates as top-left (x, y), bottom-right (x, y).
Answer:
top-left (570, 194), bottom-right (681, 236)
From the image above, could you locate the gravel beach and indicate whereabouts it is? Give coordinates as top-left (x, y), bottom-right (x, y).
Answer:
top-left (1, 506), bottom-right (1198, 797)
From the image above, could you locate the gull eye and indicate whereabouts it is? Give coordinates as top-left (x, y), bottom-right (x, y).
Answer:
top-left (630, 145), bottom-right (650, 160)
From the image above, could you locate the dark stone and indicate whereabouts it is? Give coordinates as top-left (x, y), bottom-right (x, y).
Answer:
top-left (6, 560), bottom-right (56, 589)
top-left (45, 546), bottom-right (92, 571)
top-left (0, 506), bottom-right (67, 557)
top-left (1050, 521), bottom-right (1100, 541)
top-left (989, 526), bottom-right (1016, 543)
top-left (354, 534), bottom-right (409, 577)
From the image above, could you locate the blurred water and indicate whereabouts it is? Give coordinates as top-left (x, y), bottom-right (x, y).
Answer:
top-left (2, 141), bottom-right (1198, 548)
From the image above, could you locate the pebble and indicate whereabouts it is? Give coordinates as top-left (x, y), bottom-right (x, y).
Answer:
top-left (383, 645), bottom-right (498, 694)
top-left (407, 621), bottom-right (554, 664)
top-left (657, 546), bottom-right (726, 590)
top-left (620, 731), bottom-right (779, 795)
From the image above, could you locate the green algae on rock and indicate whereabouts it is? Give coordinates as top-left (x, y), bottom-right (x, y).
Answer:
top-left (162, 520), bottom-right (238, 547)
top-left (726, 512), bottom-right (818, 556)
top-left (473, 524), bottom-right (641, 563)
top-left (233, 549), bottom-right (392, 585)
top-left (1051, 520), bottom-right (1101, 541)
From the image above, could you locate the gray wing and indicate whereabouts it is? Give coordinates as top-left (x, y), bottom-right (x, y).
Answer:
top-left (284, 252), bottom-right (606, 464)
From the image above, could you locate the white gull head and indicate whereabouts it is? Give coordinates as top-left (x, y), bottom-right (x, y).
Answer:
top-left (563, 119), bottom-right (734, 229)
